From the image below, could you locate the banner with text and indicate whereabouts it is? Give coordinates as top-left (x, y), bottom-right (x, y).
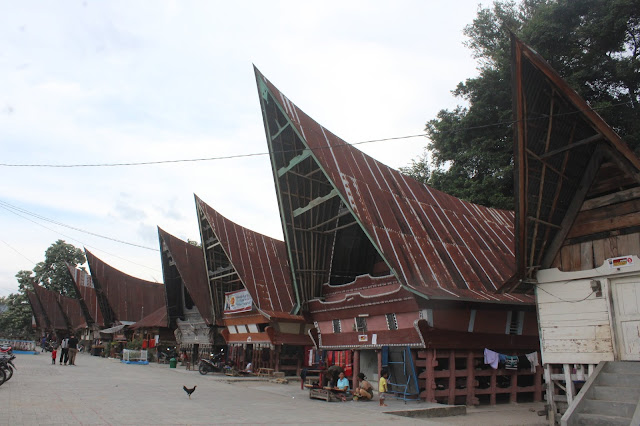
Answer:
top-left (224, 289), bottom-right (253, 314)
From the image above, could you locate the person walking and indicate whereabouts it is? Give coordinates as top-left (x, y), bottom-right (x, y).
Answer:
top-left (67, 334), bottom-right (79, 366)
top-left (51, 347), bottom-right (57, 365)
top-left (59, 336), bottom-right (69, 365)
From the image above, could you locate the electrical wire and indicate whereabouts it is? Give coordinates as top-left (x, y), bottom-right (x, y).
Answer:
top-left (0, 99), bottom-right (631, 169)
top-left (0, 239), bottom-right (36, 265)
top-left (536, 285), bottom-right (597, 303)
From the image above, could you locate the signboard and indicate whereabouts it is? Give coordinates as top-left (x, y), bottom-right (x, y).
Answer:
top-left (608, 256), bottom-right (634, 269)
top-left (358, 334), bottom-right (368, 342)
top-left (224, 289), bottom-right (253, 314)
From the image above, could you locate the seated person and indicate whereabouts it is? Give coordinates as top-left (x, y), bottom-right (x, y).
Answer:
top-left (353, 372), bottom-right (373, 400)
top-left (336, 371), bottom-right (349, 391)
top-left (244, 362), bottom-right (253, 373)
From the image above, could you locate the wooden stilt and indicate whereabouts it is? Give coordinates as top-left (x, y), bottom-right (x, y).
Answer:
top-left (353, 350), bottom-right (360, 388)
top-left (448, 351), bottom-right (456, 405)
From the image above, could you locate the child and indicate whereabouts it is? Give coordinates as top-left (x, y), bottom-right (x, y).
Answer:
top-left (51, 348), bottom-right (57, 365)
top-left (379, 369), bottom-right (389, 406)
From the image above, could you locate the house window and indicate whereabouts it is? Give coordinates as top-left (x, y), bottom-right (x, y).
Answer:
top-left (506, 311), bottom-right (524, 335)
top-left (355, 316), bottom-right (367, 332)
top-left (419, 309), bottom-right (433, 327)
top-left (386, 313), bottom-right (398, 330)
top-left (332, 319), bottom-right (341, 333)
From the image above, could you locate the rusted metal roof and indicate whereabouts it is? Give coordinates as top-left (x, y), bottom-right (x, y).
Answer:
top-left (85, 249), bottom-right (166, 324)
top-left (158, 227), bottom-right (214, 325)
top-left (67, 264), bottom-right (105, 326)
top-left (56, 293), bottom-right (87, 331)
top-left (26, 289), bottom-right (49, 329)
top-left (255, 68), bottom-right (532, 305)
top-left (32, 284), bottom-right (67, 330)
top-left (510, 36), bottom-right (640, 288)
top-left (130, 306), bottom-right (168, 329)
top-left (195, 195), bottom-right (299, 316)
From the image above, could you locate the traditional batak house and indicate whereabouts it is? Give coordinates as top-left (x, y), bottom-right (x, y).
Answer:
top-left (255, 68), bottom-right (541, 404)
top-left (67, 264), bottom-right (107, 347)
top-left (85, 249), bottom-right (168, 343)
top-left (509, 36), bottom-right (640, 423)
top-left (158, 227), bottom-right (218, 362)
top-left (56, 292), bottom-right (88, 333)
top-left (196, 195), bottom-right (312, 375)
top-left (31, 283), bottom-right (69, 334)
top-left (26, 289), bottom-right (50, 332)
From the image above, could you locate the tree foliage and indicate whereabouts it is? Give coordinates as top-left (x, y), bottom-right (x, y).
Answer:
top-left (33, 239), bottom-right (85, 297)
top-left (0, 240), bottom-right (85, 339)
top-left (402, 0), bottom-right (640, 209)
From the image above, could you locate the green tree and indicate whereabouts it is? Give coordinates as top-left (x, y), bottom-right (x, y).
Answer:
top-left (402, 0), bottom-right (640, 209)
top-left (33, 240), bottom-right (85, 297)
top-left (0, 271), bottom-right (37, 339)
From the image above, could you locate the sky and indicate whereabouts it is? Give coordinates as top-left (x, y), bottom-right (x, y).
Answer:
top-left (0, 1), bottom-right (484, 296)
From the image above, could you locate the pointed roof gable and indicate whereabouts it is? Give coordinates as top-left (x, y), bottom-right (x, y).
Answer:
top-left (67, 264), bottom-right (105, 327)
top-left (57, 293), bottom-right (87, 331)
top-left (255, 68), bottom-right (531, 305)
top-left (195, 195), bottom-right (297, 316)
top-left (32, 284), bottom-right (67, 330)
top-left (511, 36), bottom-right (640, 286)
top-left (26, 289), bottom-right (49, 329)
top-left (85, 249), bottom-right (166, 323)
top-left (130, 306), bottom-right (168, 329)
top-left (158, 227), bottom-right (214, 325)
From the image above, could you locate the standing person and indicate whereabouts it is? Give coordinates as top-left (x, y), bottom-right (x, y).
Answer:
top-left (41, 336), bottom-right (47, 352)
top-left (59, 336), bottom-right (69, 365)
top-left (67, 334), bottom-right (79, 366)
top-left (51, 347), bottom-right (57, 365)
top-left (379, 369), bottom-right (389, 406)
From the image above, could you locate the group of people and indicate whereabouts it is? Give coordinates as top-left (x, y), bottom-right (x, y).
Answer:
top-left (47, 335), bottom-right (80, 366)
top-left (325, 365), bottom-right (390, 406)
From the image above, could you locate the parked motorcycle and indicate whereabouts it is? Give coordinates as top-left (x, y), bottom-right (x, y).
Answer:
top-left (0, 354), bottom-right (16, 386)
top-left (198, 350), bottom-right (225, 375)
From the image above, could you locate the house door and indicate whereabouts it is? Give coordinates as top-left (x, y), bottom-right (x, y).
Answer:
top-left (611, 276), bottom-right (640, 360)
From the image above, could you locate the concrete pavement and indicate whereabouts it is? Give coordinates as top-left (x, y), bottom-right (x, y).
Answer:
top-left (0, 352), bottom-right (546, 425)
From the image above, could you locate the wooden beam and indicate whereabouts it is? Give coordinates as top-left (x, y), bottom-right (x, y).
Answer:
top-left (277, 149), bottom-right (312, 177)
top-left (527, 216), bottom-right (561, 229)
top-left (541, 147), bottom-right (604, 269)
top-left (580, 186), bottom-right (640, 211)
top-left (526, 149), bottom-right (570, 181)
top-left (321, 220), bottom-right (358, 234)
top-left (293, 189), bottom-right (339, 217)
top-left (601, 145), bottom-right (640, 185)
top-left (303, 208), bottom-right (351, 231)
top-left (270, 122), bottom-right (291, 140)
top-left (539, 134), bottom-right (602, 159)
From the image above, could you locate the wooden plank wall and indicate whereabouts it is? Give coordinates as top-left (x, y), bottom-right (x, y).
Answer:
top-left (551, 232), bottom-right (640, 271)
top-left (536, 280), bottom-right (614, 364)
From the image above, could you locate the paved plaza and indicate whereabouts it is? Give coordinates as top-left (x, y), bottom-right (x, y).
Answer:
top-left (1, 353), bottom-right (546, 425)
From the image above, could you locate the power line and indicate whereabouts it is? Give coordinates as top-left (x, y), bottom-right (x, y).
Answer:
top-left (0, 239), bottom-right (36, 265)
top-left (0, 99), bottom-right (632, 169)
top-left (0, 200), bottom-right (158, 251)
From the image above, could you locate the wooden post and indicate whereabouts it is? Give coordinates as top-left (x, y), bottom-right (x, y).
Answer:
top-left (490, 367), bottom-right (497, 405)
top-left (533, 354), bottom-right (542, 402)
top-left (353, 350), bottom-right (360, 388)
top-left (510, 370), bottom-right (518, 403)
top-left (563, 363), bottom-right (574, 405)
top-left (377, 349), bottom-right (382, 380)
top-left (465, 351), bottom-right (476, 406)
top-left (448, 350), bottom-right (456, 405)
top-left (544, 365), bottom-right (556, 425)
top-left (274, 345), bottom-right (280, 372)
top-left (425, 349), bottom-right (436, 403)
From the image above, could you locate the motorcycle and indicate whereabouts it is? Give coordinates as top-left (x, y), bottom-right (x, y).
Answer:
top-left (198, 350), bottom-right (225, 375)
top-left (158, 347), bottom-right (177, 364)
top-left (0, 354), bottom-right (16, 386)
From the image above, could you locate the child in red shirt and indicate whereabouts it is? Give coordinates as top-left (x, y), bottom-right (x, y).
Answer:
top-left (51, 348), bottom-right (57, 365)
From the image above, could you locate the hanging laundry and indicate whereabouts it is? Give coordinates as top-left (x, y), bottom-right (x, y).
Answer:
top-left (484, 348), bottom-right (500, 369)
top-left (498, 353), bottom-right (507, 364)
top-left (504, 355), bottom-right (518, 370)
top-left (525, 352), bottom-right (539, 373)
top-left (517, 355), bottom-right (531, 371)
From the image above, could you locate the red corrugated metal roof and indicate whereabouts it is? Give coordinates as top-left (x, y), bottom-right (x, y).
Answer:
top-left (67, 264), bottom-right (105, 326)
top-left (26, 290), bottom-right (49, 329)
top-left (196, 196), bottom-right (300, 315)
top-left (158, 227), bottom-right (214, 325)
top-left (256, 69), bottom-right (532, 304)
top-left (85, 249), bottom-right (166, 323)
top-left (56, 294), bottom-right (87, 331)
top-left (130, 306), bottom-right (168, 329)
top-left (32, 284), bottom-right (67, 330)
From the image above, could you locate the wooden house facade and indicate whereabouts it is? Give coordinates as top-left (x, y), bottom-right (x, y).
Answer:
top-left (510, 36), bottom-right (640, 419)
top-left (255, 68), bottom-right (542, 405)
top-left (196, 195), bottom-right (312, 374)
top-left (158, 227), bottom-right (219, 361)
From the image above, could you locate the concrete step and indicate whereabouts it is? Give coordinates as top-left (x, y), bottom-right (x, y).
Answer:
top-left (581, 399), bottom-right (635, 419)
top-left (593, 385), bottom-right (640, 403)
top-left (573, 412), bottom-right (632, 426)
top-left (604, 361), bottom-right (640, 375)
top-left (597, 372), bottom-right (640, 388)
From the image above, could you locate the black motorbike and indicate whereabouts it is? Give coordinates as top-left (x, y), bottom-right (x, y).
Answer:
top-left (198, 350), bottom-right (225, 375)
top-left (0, 354), bottom-right (17, 386)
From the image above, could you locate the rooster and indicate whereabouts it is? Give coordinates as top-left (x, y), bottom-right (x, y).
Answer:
top-left (183, 385), bottom-right (197, 399)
